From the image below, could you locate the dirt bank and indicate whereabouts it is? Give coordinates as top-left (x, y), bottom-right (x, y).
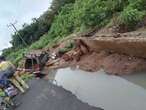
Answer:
top-left (76, 51), bottom-right (107, 72)
top-left (81, 31), bottom-right (146, 58)
top-left (70, 51), bottom-right (146, 75)
top-left (102, 53), bottom-right (146, 75)
top-left (46, 30), bottom-right (146, 75)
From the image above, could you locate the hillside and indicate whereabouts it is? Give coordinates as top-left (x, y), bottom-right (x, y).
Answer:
top-left (2, 0), bottom-right (146, 66)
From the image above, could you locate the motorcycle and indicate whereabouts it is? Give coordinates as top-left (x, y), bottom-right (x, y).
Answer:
top-left (0, 85), bottom-right (19, 110)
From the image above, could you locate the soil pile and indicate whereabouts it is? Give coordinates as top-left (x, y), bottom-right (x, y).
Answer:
top-left (102, 54), bottom-right (146, 75)
top-left (46, 30), bottom-right (146, 75)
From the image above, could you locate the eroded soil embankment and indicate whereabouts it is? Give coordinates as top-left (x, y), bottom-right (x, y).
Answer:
top-left (74, 32), bottom-right (146, 75)
top-left (76, 51), bottom-right (146, 75)
top-left (46, 32), bottom-right (146, 75)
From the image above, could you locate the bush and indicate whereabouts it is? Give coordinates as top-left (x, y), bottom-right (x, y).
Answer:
top-left (48, 0), bottom-right (115, 41)
top-left (6, 48), bottom-right (27, 66)
top-left (119, 6), bottom-right (146, 27)
top-left (128, 0), bottom-right (146, 11)
top-left (29, 34), bottom-right (50, 49)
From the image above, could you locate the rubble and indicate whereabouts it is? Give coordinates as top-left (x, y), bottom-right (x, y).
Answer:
top-left (45, 31), bottom-right (146, 75)
top-left (76, 51), bottom-right (107, 72)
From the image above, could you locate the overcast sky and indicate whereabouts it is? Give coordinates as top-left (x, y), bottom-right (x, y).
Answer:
top-left (0, 0), bottom-right (52, 52)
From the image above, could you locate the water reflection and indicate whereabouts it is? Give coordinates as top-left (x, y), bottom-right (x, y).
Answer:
top-left (121, 72), bottom-right (146, 89)
top-left (54, 68), bottom-right (146, 110)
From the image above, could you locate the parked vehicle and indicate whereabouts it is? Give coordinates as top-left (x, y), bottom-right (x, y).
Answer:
top-left (23, 50), bottom-right (49, 77)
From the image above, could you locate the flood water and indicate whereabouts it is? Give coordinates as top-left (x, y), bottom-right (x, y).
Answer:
top-left (53, 68), bottom-right (146, 110)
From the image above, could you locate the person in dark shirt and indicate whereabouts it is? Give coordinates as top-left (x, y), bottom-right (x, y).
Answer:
top-left (0, 56), bottom-right (29, 93)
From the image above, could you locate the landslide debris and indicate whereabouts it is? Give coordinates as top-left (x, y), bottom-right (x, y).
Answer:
top-left (46, 29), bottom-right (146, 75)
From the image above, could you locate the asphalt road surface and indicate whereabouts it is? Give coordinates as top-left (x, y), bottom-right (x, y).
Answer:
top-left (15, 79), bottom-right (103, 110)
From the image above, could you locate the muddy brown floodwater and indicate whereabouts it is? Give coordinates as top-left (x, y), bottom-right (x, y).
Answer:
top-left (50, 68), bottom-right (146, 110)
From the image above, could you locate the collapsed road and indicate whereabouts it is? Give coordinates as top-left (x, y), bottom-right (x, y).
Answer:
top-left (15, 78), bottom-right (103, 110)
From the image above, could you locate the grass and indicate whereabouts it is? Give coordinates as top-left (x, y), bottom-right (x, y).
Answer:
top-left (5, 0), bottom-right (146, 66)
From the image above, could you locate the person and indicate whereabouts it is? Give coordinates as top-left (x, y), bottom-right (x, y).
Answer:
top-left (0, 56), bottom-right (29, 93)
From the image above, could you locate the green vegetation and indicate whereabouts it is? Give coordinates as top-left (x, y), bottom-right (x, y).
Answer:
top-left (11, 0), bottom-right (75, 49)
top-left (58, 41), bottom-right (74, 54)
top-left (21, 74), bottom-right (35, 82)
top-left (5, 48), bottom-right (27, 66)
top-left (2, 0), bottom-right (146, 65)
top-left (0, 89), bottom-right (5, 97)
top-left (118, 0), bottom-right (146, 28)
